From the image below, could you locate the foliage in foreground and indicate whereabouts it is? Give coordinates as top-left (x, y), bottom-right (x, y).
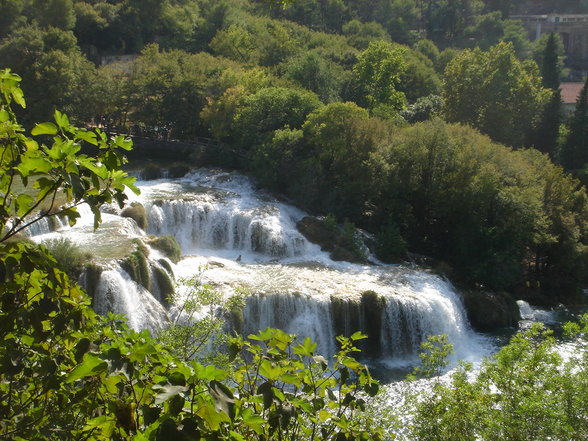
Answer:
top-left (0, 241), bottom-right (381, 440)
top-left (408, 319), bottom-right (588, 441)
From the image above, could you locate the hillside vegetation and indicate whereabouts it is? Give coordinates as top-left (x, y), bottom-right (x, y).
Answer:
top-left (1, 0), bottom-right (588, 298)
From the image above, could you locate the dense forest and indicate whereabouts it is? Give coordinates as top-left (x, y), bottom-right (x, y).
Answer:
top-left (3, 0), bottom-right (588, 439)
top-left (2, 0), bottom-right (588, 300)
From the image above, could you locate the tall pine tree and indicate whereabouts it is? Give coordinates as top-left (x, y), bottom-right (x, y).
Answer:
top-left (531, 33), bottom-right (561, 156)
top-left (560, 75), bottom-right (588, 174)
top-left (541, 33), bottom-right (561, 90)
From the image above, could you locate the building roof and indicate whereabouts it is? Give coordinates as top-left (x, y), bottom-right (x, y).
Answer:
top-left (561, 82), bottom-right (584, 104)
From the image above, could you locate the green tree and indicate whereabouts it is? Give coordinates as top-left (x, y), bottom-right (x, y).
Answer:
top-left (560, 76), bottom-right (588, 176)
top-left (282, 51), bottom-right (344, 102)
top-left (421, 0), bottom-right (483, 46)
top-left (128, 45), bottom-right (237, 139)
top-left (300, 102), bottom-right (388, 218)
top-left (529, 33), bottom-right (562, 157)
top-left (342, 19), bottom-right (390, 50)
top-left (398, 46), bottom-right (442, 103)
top-left (0, 0), bottom-right (26, 38)
top-left (414, 38), bottom-right (440, 63)
top-left (267, 0), bottom-right (350, 32)
top-left (462, 11), bottom-right (531, 57)
top-left (443, 42), bottom-right (549, 147)
top-left (32, 0), bottom-right (76, 30)
top-left (368, 120), bottom-right (588, 291)
top-left (408, 319), bottom-right (588, 441)
top-left (232, 86), bottom-right (321, 149)
top-left (541, 33), bottom-right (562, 90)
top-left (0, 25), bottom-right (97, 125)
top-left (351, 40), bottom-right (407, 116)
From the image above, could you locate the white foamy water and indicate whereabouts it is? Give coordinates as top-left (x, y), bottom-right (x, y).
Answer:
top-left (24, 169), bottom-right (494, 368)
top-left (517, 300), bottom-right (558, 325)
top-left (92, 267), bottom-right (169, 333)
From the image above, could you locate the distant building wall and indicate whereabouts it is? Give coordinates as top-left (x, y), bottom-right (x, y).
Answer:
top-left (513, 14), bottom-right (588, 69)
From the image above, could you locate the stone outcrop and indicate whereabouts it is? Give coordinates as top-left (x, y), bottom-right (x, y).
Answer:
top-left (461, 290), bottom-right (521, 332)
top-left (296, 216), bottom-right (367, 264)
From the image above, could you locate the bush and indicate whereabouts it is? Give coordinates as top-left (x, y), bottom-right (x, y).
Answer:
top-left (43, 237), bottom-right (93, 279)
top-left (407, 319), bottom-right (588, 441)
top-left (375, 221), bottom-right (406, 263)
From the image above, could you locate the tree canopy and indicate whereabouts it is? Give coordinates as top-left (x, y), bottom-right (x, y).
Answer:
top-left (443, 42), bottom-right (549, 147)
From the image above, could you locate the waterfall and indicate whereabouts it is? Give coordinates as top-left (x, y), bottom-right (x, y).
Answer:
top-left (146, 199), bottom-right (307, 258)
top-left (92, 266), bottom-right (169, 333)
top-left (20, 168), bottom-right (491, 369)
top-left (240, 272), bottom-right (475, 363)
top-left (243, 293), bottom-right (337, 357)
top-left (516, 300), bottom-right (557, 324)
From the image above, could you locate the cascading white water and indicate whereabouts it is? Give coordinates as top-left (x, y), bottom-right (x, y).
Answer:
top-left (243, 293), bottom-right (338, 357)
top-left (24, 168), bottom-right (492, 369)
top-left (147, 198), bottom-right (307, 258)
top-left (516, 300), bottom-right (557, 324)
top-left (236, 269), bottom-right (476, 364)
top-left (92, 266), bottom-right (169, 333)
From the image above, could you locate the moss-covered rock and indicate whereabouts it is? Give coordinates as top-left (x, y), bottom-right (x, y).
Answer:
top-left (148, 235), bottom-right (182, 263)
top-left (121, 202), bottom-right (148, 230)
top-left (461, 290), bottom-right (520, 332)
top-left (296, 216), bottom-right (367, 264)
top-left (44, 237), bottom-right (93, 279)
top-left (152, 264), bottom-right (174, 307)
top-left (82, 262), bottom-right (104, 305)
top-left (158, 258), bottom-right (174, 275)
top-left (360, 291), bottom-right (386, 357)
top-left (142, 164), bottom-right (163, 180)
top-left (229, 305), bottom-right (244, 335)
top-left (331, 296), bottom-right (360, 338)
top-left (169, 164), bottom-right (190, 178)
top-left (120, 240), bottom-right (151, 291)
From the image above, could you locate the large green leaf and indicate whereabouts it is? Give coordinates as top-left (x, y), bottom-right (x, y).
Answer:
top-left (31, 122), bottom-right (58, 136)
top-left (66, 353), bottom-right (108, 383)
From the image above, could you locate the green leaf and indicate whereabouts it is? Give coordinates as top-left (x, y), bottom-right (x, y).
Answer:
top-left (83, 415), bottom-right (116, 437)
top-left (242, 409), bottom-right (266, 434)
top-left (54, 110), bottom-right (69, 129)
top-left (15, 193), bottom-right (34, 216)
top-left (11, 87), bottom-right (25, 108)
top-left (260, 359), bottom-right (283, 380)
top-left (129, 342), bottom-right (158, 361)
top-left (66, 353), bottom-right (108, 383)
top-left (31, 122), bottom-right (58, 136)
top-left (351, 331), bottom-right (367, 341)
top-left (76, 130), bottom-right (98, 146)
top-left (230, 431), bottom-right (245, 441)
top-left (17, 157), bottom-right (52, 175)
top-left (114, 135), bottom-right (133, 151)
top-left (294, 337), bottom-right (317, 356)
top-left (196, 402), bottom-right (230, 431)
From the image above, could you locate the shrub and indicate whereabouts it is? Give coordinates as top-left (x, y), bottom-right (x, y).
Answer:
top-left (43, 237), bottom-right (93, 279)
